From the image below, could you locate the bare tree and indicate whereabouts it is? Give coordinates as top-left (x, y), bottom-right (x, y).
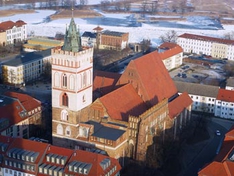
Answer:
top-left (100, 0), bottom-right (110, 11)
top-left (150, 0), bottom-right (158, 14)
top-left (140, 39), bottom-right (151, 54)
top-left (123, 0), bottom-right (131, 11)
top-left (224, 31), bottom-right (234, 40)
top-left (159, 30), bottom-right (178, 43)
top-left (115, 1), bottom-right (123, 11)
top-left (179, 0), bottom-right (187, 14)
top-left (141, 0), bottom-right (149, 14)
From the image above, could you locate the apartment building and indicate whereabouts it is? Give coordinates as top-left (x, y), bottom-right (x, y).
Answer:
top-left (82, 26), bottom-right (129, 51)
top-left (158, 42), bottom-right (183, 70)
top-left (177, 33), bottom-right (234, 60)
top-left (0, 20), bottom-right (27, 45)
top-left (0, 92), bottom-right (42, 139)
top-left (1, 49), bottom-right (51, 85)
top-left (215, 89), bottom-right (234, 120)
top-left (0, 135), bottom-right (121, 176)
top-left (175, 81), bottom-right (219, 113)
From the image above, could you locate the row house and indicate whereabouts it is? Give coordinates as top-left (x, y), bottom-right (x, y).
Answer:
top-left (158, 42), bottom-right (183, 70)
top-left (175, 81), bottom-right (219, 113)
top-left (176, 81), bottom-right (234, 120)
top-left (198, 125), bottom-right (234, 176)
top-left (177, 33), bottom-right (234, 60)
top-left (0, 92), bottom-right (42, 139)
top-left (0, 135), bottom-right (121, 176)
top-left (0, 20), bottom-right (27, 46)
top-left (1, 49), bottom-right (51, 86)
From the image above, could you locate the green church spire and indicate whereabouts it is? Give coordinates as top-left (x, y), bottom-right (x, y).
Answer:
top-left (62, 18), bottom-right (82, 52)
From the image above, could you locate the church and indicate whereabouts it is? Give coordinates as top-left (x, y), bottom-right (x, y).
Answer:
top-left (51, 17), bottom-right (193, 162)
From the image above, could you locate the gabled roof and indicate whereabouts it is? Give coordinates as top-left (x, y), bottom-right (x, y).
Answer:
top-left (0, 20), bottom-right (26, 32)
top-left (216, 89), bottom-right (234, 102)
top-left (64, 149), bottom-right (121, 175)
top-left (93, 26), bottom-right (103, 31)
top-left (168, 92), bottom-right (193, 119)
top-left (178, 33), bottom-right (234, 45)
top-left (2, 49), bottom-right (51, 67)
top-left (175, 81), bottom-right (219, 98)
top-left (82, 31), bottom-right (97, 38)
top-left (102, 30), bottom-right (127, 37)
top-left (158, 42), bottom-right (183, 60)
top-left (121, 51), bottom-right (178, 105)
top-left (99, 84), bottom-right (148, 122)
top-left (198, 161), bottom-right (231, 176)
top-left (93, 70), bottom-right (121, 98)
top-left (4, 92), bottom-right (41, 112)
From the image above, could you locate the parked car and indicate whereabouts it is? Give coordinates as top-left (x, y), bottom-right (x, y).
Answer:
top-left (216, 130), bottom-right (221, 136)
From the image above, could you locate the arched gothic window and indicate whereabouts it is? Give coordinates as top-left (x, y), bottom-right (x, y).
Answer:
top-left (62, 74), bottom-right (67, 88)
top-left (62, 93), bottom-right (68, 107)
top-left (57, 124), bottom-right (63, 135)
top-left (61, 109), bottom-right (68, 121)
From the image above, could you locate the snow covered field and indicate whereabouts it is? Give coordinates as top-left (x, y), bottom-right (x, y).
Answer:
top-left (0, 9), bottom-right (234, 46)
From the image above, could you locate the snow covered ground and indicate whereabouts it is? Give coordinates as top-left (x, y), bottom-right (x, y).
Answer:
top-left (0, 9), bottom-right (234, 46)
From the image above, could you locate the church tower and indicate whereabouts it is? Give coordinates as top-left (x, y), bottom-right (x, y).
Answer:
top-left (51, 17), bottom-right (93, 147)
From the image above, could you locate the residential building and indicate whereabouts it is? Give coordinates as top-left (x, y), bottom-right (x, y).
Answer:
top-left (23, 37), bottom-right (63, 52)
top-left (0, 92), bottom-right (42, 139)
top-left (0, 20), bottom-right (27, 45)
top-left (0, 135), bottom-right (121, 176)
top-left (82, 26), bottom-right (129, 50)
top-left (198, 126), bottom-right (234, 176)
top-left (1, 49), bottom-right (51, 85)
top-left (158, 42), bottom-right (183, 70)
top-left (177, 33), bottom-right (234, 60)
top-left (215, 89), bottom-right (234, 119)
top-left (175, 81), bottom-right (219, 113)
top-left (81, 31), bottom-right (97, 47)
top-left (52, 17), bottom-right (193, 162)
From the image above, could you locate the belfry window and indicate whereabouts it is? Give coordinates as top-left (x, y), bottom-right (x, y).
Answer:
top-left (62, 93), bottom-right (68, 107)
top-left (62, 74), bottom-right (67, 88)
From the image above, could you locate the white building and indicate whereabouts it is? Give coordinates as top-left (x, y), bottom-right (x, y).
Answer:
top-left (1, 49), bottom-right (51, 85)
top-left (158, 42), bottom-right (183, 70)
top-left (215, 89), bottom-right (234, 119)
top-left (177, 33), bottom-right (234, 60)
top-left (175, 81), bottom-right (219, 113)
top-left (81, 31), bottom-right (97, 47)
top-left (0, 20), bottom-right (27, 45)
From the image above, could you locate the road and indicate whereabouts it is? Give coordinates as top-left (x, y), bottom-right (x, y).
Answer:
top-left (178, 117), bottom-right (234, 176)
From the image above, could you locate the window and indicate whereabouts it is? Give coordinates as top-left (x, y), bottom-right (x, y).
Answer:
top-left (62, 74), bottom-right (67, 87)
top-left (62, 93), bottom-right (68, 107)
top-left (83, 72), bottom-right (87, 87)
top-left (66, 126), bottom-right (71, 136)
top-left (57, 124), bottom-right (63, 135)
top-left (61, 110), bottom-right (68, 121)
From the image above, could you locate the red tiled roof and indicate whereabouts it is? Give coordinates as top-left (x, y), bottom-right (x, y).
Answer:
top-left (0, 20), bottom-right (26, 32)
top-left (93, 70), bottom-right (121, 96)
top-left (119, 51), bottom-right (178, 106)
top-left (225, 125), bottom-right (234, 140)
top-left (99, 84), bottom-right (148, 121)
top-left (158, 42), bottom-right (183, 60)
top-left (178, 33), bottom-right (234, 45)
top-left (6, 138), bottom-right (49, 164)
top-left (93, 25), bottom-right (103, 31)
top-left (4, 91), bottom-right (41, 112)
top-left (64, 149), bottom-right (121, 175)
top-left (198, 161), bottom-right (230, 176)
top-left (216, 89), bottom-right (234, 102)
top-left (168, 92), bottom-right (193, 119)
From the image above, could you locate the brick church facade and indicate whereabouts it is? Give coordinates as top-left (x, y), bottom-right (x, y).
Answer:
top-left (51, 18), bottom-right (193, 162)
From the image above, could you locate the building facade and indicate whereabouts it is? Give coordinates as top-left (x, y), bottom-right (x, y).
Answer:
top-left (52, 18), bottom-right (94, 148)
top-left (0, 92), bottom-right (42, 139)
top-left (0, 20), bottom-right (27, 45)
top-left (177, 33), bottom-right (234, 60)
top-left (0, 135), bottom-right (121, 176)
top-left (158, 42), bottom-right (183, 70)
top-left (1, 49), bottom-right (51, 85)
